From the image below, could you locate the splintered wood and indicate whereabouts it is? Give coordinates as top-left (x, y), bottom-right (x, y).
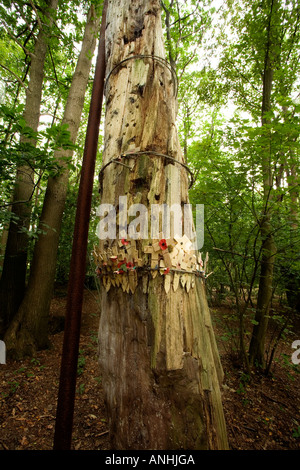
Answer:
top-left (93, 234), bottom-right (208, 294)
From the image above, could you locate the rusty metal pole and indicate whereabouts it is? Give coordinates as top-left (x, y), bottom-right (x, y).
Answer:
top-left (53, 0), bottom-right (107, 451)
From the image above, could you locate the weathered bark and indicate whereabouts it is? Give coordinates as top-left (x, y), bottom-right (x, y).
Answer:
top-left (249, 0), bottom-right (278, 368)
top-left (97, 0), bottom-right (228, 450)
top-left (0, 0), bottom-right (58, 336)
top-left (4, 5), bottom-right (100, 357)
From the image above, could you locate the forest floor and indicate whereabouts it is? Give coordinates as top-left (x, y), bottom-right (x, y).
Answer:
top-left (0, 287), bottom-right (299, 451)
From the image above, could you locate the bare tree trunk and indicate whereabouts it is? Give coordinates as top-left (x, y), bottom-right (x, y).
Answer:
top-left (4, 5), bottom-right (100, 357)
top-left (0, 0), bottom-right (58, 335)
top-left (97, 0), bottom-right (228, 450)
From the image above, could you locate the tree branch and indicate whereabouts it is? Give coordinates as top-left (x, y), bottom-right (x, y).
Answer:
top-left (0, 19), bottom-right (36, 58)
top-left (28, 0), bottom-right (43, 29)
top-left (0, 63), bottom-right (28, 90)
top-left (213, 247), bottom-right (252, 259)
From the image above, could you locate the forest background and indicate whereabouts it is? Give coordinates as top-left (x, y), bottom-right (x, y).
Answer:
top-left (0, 0), bottom-right (299, 451)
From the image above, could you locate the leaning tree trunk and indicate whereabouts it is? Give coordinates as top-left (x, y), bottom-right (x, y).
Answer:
top-left (0, 0), bottom-right (58, 335)
top-left (96, 0), bottom-right (228, 450)
top-left (4, 4), bottom-right (100, 358)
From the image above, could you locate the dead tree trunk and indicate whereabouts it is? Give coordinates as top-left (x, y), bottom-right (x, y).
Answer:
top-left (96, 0), bottom-right (228, 450)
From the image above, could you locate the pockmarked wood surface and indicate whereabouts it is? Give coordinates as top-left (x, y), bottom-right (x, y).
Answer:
top-left (97, 0), bottom-right (228, 450)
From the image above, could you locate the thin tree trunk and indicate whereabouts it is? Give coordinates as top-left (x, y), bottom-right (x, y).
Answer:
top-left (249, 0), bottom-right (277, 368)
top-left (97, 0), bottom-right (228, 450)
top-left (284, 113), bottom-right (299, 312)
top-left (4, 5), bottom-right (100, 357)
top-left (0, 206), bottom-right (10, 276)
top-left (0, 0), bottom-right (58, 335)
top-left (287, 151), bottom-right (299, 231)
